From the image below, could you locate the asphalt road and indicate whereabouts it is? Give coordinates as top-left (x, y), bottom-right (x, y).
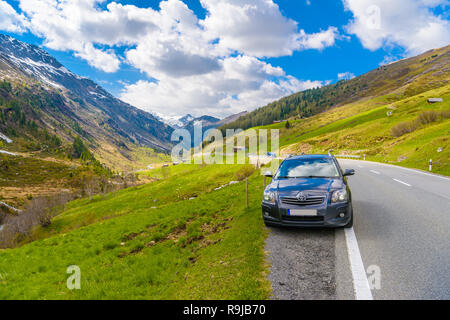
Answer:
top-left (266, 159), bottom-right (449, 300)
top-left (339, 159), bottom-right (450, 300)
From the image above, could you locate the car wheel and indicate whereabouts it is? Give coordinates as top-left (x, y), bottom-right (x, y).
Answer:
top-left (344, 212), bottom-right (353, 228)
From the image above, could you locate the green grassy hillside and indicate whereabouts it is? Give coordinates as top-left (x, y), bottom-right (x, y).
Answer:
top-left (257, 84), bottom-right (449, 175)
top-left (0, 163), bottom-right (271, 299)
top-left (221, 45), bottom-right (449, 131)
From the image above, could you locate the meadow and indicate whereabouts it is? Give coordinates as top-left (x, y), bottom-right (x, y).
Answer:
top-left (0, 163), bottom-right (271, 299)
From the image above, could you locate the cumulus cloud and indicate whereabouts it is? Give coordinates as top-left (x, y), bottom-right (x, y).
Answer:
top-left (120, 57), bottom-right (326, 117)
top-left (343, 0), bottom-right (450, 55)
top-left (200, 0), bottom-right (339, 57)
top-left (16, 0), bottom-right (159, 72)
top-left (0, 0), bottom-right (27, 33)
top-left (4, 0), bottom-right (338, 116)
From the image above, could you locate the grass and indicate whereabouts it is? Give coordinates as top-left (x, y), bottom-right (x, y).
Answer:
top-left (255, 84), bottom-right (450, 176)
top-left (0, 163), bottom-right (271, 299)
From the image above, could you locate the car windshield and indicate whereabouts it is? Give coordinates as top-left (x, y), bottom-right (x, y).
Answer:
top-left (275, 158), bottom-right (340, 179)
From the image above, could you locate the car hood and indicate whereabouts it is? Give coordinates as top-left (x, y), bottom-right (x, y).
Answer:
top-left (274, 178), bottom-right (344, 196)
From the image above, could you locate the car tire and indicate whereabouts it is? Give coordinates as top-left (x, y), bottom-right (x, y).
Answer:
top-left (344, 213), bottom-right (353, 228)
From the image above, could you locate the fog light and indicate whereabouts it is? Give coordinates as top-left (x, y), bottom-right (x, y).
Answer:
top-left (339, 213), bottom-right (345, 218)
top-left (264, 212), bottom-right (269, 216)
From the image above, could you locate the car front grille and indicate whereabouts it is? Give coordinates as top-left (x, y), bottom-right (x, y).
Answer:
top-left (281, 196), bottom-right (325, 206)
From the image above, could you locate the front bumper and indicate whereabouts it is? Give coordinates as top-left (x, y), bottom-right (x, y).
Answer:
top-left (262, 201), bottom-right (352, 228)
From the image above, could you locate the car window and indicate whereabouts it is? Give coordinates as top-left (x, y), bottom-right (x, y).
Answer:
top-left (275, 158), bottom-right (340, 178)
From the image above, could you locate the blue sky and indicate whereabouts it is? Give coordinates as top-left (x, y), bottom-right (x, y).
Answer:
top-left (0, 0), bottom-right (448, 119)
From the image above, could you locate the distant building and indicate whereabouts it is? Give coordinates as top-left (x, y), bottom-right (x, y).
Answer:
top-left (428, 98), bottom-right (443, 103)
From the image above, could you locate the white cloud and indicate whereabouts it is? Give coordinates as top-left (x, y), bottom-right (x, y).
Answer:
top-left (297, 27), bottom-right (340, 51)
top-left (200, 0), bottom-right (339, 57)
top-left (74, 43), bottom-right (120, 73)
top-left (16, 0), bottom-right (159, 72)
top-left (337, 72), bottom-right (355, 80)
top-left (7, 0), bottom-right (338, 116)
top-left (120, 56), bottom-right (326, 117)
top-left (0, 1), bottom-right (27, 33)
top-left (343, 0), bottom-right (450, 55)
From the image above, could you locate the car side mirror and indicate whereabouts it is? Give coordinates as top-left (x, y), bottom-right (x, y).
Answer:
top-left (343, 169), bottom-right (355, 176)
top-left (264, 171), bottom-right (273, 178)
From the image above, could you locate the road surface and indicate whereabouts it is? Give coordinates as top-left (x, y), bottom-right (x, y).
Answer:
top-left (266, 159), bottom-right (450, 300)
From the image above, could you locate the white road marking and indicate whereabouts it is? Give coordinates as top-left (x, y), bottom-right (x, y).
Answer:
top-left (392, 178), bottom-right (411, 187)
top-left (370, 170), bottom-right (380, 175)
top-left (341, 159), bottom-right (450, 181)
top-left (344, 227), bottom-right (373, 300)
top-left (358, 165), bottom-right (364, 168)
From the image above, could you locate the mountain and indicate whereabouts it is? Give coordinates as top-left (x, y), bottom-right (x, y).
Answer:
top-left (221, 45), bottom-right (450, 131)
top-left (165, 112), bottom-right (247, 148)
top-left (216, 111), bottom-right (248, 127)
top-left (225, 45), bottom-right (449, 174)
top-left (150, 112), bottom-right (194, 129)
top-left (176, 114), bottom-right (195, 128)
top-left (0, 34), bottom-right (173, 168)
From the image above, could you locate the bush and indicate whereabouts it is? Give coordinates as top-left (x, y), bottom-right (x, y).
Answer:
top-left (234, 165), bottom-right (256, 181)
top-left (0, 193), bottom-right (75, 248)
top-left (439, 109), bottom-right (450, 120)
top-left (391, 121), bottom-right (419, 137)
top-left (417, 110), bottom-right (438, 125)
top-left (285, 120), bottom-right (290, 129)
top-left (390, 108), bottom-right (449, 138)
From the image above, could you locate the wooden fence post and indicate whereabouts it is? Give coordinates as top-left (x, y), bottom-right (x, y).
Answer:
top-left (246, 177), bottom-right (249, 208)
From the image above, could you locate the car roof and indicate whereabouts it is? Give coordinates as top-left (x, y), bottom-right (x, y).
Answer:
top-left (285, 154), bottom-right (333, 161)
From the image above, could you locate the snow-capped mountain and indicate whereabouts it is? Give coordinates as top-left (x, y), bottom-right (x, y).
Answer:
top-left (0, 34), bottom-right (173, 157)
top-left (150, 112), bottom-right (195, 129)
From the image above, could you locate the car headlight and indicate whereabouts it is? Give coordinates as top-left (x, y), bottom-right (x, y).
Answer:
top-left (263, 190), bottom-right (277, 204)
top-left (331, 189), bottom-right (348, 203)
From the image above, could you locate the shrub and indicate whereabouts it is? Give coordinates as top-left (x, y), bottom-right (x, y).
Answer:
top-left (439, 109), bottom-right (450, 120)
top-left (417, 110), bottom-right (438, 125)
top-left (234, 164), bottom-right (256, 181)
top-left (285, 120), bottom-right (290, 129)
top-left (391, 121), bottom-right (418, 137)
top-left (0, 193), bottom-right (75, 248)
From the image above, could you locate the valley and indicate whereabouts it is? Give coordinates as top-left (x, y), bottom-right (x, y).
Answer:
top-left (0, 33), bottom-right (448, 300)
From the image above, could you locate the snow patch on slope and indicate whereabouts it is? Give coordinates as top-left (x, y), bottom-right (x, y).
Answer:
top-left (0, 132), bottom-right (12, 143)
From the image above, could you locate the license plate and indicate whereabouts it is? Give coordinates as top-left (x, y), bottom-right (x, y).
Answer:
top-left (288, 209), bottom-right (317, 216)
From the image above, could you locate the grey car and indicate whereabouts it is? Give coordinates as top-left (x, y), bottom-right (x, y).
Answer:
top-left (262, 154), bottom-right (355, 228)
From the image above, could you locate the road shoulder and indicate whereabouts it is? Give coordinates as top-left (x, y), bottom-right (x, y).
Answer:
top-left (335, 228), bottom-right (355, 300)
